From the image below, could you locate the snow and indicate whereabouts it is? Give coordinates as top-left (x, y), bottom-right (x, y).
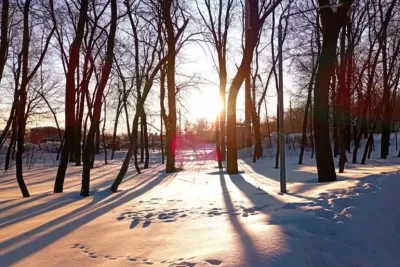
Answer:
top-left (0, 138), bottom-right (399, 266)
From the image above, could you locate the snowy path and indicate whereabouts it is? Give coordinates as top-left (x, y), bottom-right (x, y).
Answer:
top-left (0, 152), bottom-right (399, 266)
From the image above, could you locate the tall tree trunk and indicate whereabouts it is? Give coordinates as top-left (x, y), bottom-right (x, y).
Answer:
top-left (81, 0), bottom-right (117, 197)
top-left (54, 0), bottom-right (88, 193)
top-left (111, 105), bottom-right (121, 160)
top-left (142, 109), bottom-right (149, 169)
top-left (160, 112), bottom-right (165, 164)
top-left (15, 0), bottom-right (32, 197)
top-left (215, 115), bottom-right (223, 168)
top-left (219, 64), bottom-right (227, 161)
top-left (0, 0), bottom-right (9, 83)
top-left (361, 131), bottom-right (374, 165)
top-left (102, 99), bottom-right (108, 165)
top-left (250, 103), bottom-right (262, 162)
top-left (264, 100), bottom-right (272, 149)
top-left (338, 25), bottom-right (347, 173)
top-left (275, 106), bottom-right (279, 169)
top-left (332, 75), bottom-right (339, 158)
top-left (309, 98), bottom-right (315, 159)
top-left (227, 88), bottom-right (239, 173)
top-left (314, 14), bottom-right (341, 183)
top-left (164, 3), bottom-right (178, 173)
top-left (299, 49), bottom-right (317, 164)
top-left (245, 75), bottom-right (252, 148)
top-left (111, 117), bottom-right (140, 192)
top-left (314, 0), bottom-right (353, 182)
top-left (140, 117), bottom-right (144, 163)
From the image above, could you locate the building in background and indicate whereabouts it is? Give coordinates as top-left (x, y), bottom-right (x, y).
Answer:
top-left (28, 126), bottom-right (63, 144)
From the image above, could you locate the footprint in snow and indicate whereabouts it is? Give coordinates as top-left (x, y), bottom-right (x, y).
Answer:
top-left (130, 218), bottom-right (140, 229)
top-left (205, 259), bottom-right (222, 265)
top-left (143, 220), bottom-right (152, 228)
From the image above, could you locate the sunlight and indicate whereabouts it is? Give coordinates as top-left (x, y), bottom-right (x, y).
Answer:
top-left (190, 92), bottom-right (223, 122)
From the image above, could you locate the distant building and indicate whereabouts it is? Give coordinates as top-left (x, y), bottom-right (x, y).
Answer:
top-left (29, 126), bottom-right (63, 144)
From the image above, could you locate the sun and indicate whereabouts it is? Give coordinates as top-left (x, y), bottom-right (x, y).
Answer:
top-left (189, 91), bottom-right (223, 122)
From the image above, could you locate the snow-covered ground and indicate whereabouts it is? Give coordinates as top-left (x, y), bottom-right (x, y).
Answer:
top-left (0, 139), bottom-right (399, 266)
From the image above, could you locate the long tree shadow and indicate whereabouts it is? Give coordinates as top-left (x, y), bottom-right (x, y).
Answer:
top-left (228, 173), bottom-right (283, 210)
top-left (0, 169), bottom-right (161, 229)
top-left (219, 171), bottom-right (266, 266)
top-left (0, 171), bottom-right (173, 266)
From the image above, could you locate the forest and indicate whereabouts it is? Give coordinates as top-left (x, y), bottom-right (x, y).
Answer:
top-left (0, 0), bottom-right (399, 266)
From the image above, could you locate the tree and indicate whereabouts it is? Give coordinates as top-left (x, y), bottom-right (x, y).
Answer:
top-left (54, 0), bottom-right (88, 193)
top-left (14, 0), bottom-right (55, 197)
top-left (81, 0), bottom-right (117, 197)
top-left (313, 0), bottom-right (353, 183)
top-left (226, 0), bottom-right (282, 174)
top-left (196, 0), bottom-right (235, 162)
top-left (161, 0), bottom-right (189, 173)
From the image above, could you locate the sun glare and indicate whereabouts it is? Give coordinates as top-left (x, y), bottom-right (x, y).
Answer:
top-left (190, 93), bottom-right (223, 122)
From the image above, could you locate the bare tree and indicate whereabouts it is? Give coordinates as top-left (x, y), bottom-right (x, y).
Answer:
top-left (196, 0), bottom-right (236, 162)
top-left (160, 0), bottom-right (189, 173)
top-left (14, 0), bottom-right (55, 197)
top-left (226, 0), bottom-right (282, 174)
top-left (54, 0), bottom-right (88, 193)
top-left (81, 0), bottom-right (117, 197)
top-left (313, 0), bottom-right (353, 182)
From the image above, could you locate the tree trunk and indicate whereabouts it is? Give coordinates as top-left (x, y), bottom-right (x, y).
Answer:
top-left (215, 115), bottom-right (223, 168)
top-left (163, 0), bottom-right (178, 173)
top-left (219, 64), bottom-right (227, 161)
top-left (5, 129), bottom-right (16, 171)
top-left (0, 0), bottom-right (9, 83)
top-left (140, 117), bottom-right (144, 163)
top-left (111, 116), bottom-right (141, 192)
top-left (15, 0), bottom-right (32, 198)
top-left (245, 74), bottom-right (252, 148)
top-left (275, 106), bottom-right (279, 169)
top-left (361, 132), bottom-right (374, 165)
top-left (338, 25), bottom-right (347, 173)
top-left (299, 51), bottom-right (317, 164)
top-left (142, 109), bottom-right (149, 169)
top-left (226, 89), bottom-right (239, 173)
top-left (54, 0), bottom-right (88, 193)
top-left (352, 119), bottom-right (366, 163)
top-left (314, 27), bottom-right (338, 183)
top-left (250, 104), bottom-right (262, 162)
top-left (102, 99), bottom-right (108, 165)
top-left (111, 105), bottom-right (121, 160)
top-left (160, 112), bottom-right (164, 164)
top-left (309, 99), bottom-right (315, 159)
top-left (81, 0), bottom-right (117, 197)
